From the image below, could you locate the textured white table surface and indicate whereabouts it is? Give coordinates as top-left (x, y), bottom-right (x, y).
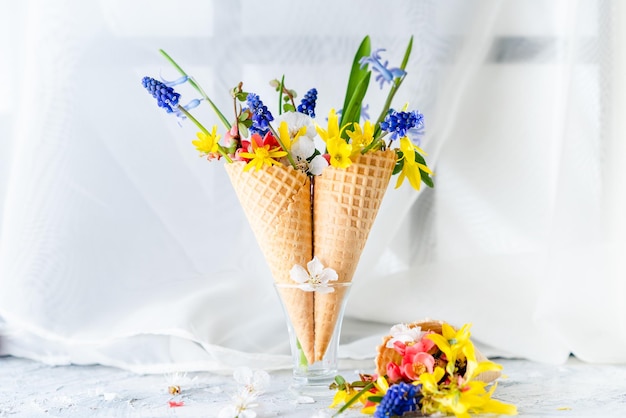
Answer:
top-left (1, 355), bottom-right (626, 417)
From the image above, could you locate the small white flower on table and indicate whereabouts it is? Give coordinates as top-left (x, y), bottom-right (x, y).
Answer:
top-left (218, 367), bottom-right (270, 418)
top-left (289, 257), bottom-right (338, 293)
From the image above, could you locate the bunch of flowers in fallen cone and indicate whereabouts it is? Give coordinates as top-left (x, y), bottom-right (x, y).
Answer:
top-left (142, 36), bottom-right (432, 366)
top-left (330, 320), bottom-right (518, 417)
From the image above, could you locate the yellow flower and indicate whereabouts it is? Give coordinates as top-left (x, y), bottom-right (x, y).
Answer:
top-left (315, 108), bottom-right (341, 143)
top-left (420, 367), bottom-right (517, 418)
top-left (326, 136), bottom-right (353, 169)
top-left (395, 137), bottom-right (433, 190)
top-left (191, 125), bottom-right (221, 156)
top-left (277, 120), bottom-right (306, 151)
top-left (360, 376), bottom-right (390, 415)
top-left (329, 388), bottom-right (354, 409)
top-left (419, 366), bottom-right (446, 394)
top-left (426, 322), bottom-right (476, 376)
top-left (346, 120), bottom-right (375, 155)
top-left (239, 138), bottom-right (287, 172)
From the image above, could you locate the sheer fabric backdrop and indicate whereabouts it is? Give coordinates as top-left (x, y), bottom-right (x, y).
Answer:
top-left (0, 0), bottom-right (624, 372)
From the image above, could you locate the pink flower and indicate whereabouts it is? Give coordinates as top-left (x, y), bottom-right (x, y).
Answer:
top-left (223, 126), bottom-right (239, 147)
top-left (401, 350), bottom-right (435, 381)
top-left (386, 362), bottom-right (404, 384)
top-left (388, 332), bottom-right (437, 382)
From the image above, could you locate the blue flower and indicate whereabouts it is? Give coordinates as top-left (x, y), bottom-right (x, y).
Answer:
top-left (359, 49), bottom-right (406, 89)
top-left (380, 109), bottom-right (424, 140)
top-left (142, 76), bottom-right (181, 113)
top-left (247, 93), bottom-right (274, 135)
top-left (297, 88), bottom-right (318, 118)
top-left (374, 383), bottom-right (422, 418)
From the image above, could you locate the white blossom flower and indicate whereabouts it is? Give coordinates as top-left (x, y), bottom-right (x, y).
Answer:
top-left (385, 323), bottom-right (424, 348)
top-left (217, 367), bottom-right (270, 418)
top-left (233, 367), bottom-right (270, 395)
top-left (275, 112), bottom-right (317, 142)
top-left (218, 392), bottom-right (259, 418)
top-left (290, 257), bottom-right (338, 293)
top-left (275, 112), bottom-right (329, 175)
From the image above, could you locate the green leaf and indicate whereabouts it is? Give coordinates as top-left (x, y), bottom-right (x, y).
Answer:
top-left (367, 396), bottom-right (384, 403)
top-left (269, 79), bottom-right (280, 90)
top-left (339, 36), bottom-right (371, 127)
top-left (420, 170), bottom-right (434, 188)
top-left (334, 375), bottom-right (346, 386)
top-left (414, 151), bottom-right (427, 165)
top-left (238, 122), bottom-right (249, 138)
top-left (400, 35), bottom-right (414, 72)
top-left (341, 72), bottom-right (371, 138)
top-left (283, 103), bottom-right (296, 112)
top-left (393, 158), bottom-right (404, 175)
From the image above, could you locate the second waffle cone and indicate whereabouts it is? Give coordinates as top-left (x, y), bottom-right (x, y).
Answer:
top-left (312, 149), bottom-right (396, 360)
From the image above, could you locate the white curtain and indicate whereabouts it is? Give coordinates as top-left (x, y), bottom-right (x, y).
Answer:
top-left (1, 0), bottom-right (624, 373)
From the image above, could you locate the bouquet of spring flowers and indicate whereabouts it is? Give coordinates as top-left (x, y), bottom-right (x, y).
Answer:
top-left (141, 36), bottom-right (433, 365)
top-left (330, 320), bottom-right (517, 417)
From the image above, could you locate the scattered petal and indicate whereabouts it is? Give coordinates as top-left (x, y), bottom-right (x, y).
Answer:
top-left (103, 392), bottom-right (118, 401)
top-left (296, 395), bottom-right (315, 404)
top-left (168, 400), bottom-right (184, 408)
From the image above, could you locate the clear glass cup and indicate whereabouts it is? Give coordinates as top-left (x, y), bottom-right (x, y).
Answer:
top-left (274, 282), bottom-right (352, 397)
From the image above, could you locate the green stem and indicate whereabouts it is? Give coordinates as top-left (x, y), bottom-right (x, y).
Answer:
top-left (295, 339), bottom-right (308, 369)
top-left (268, 125), bottom-right (297, 169)
top-left (360, 133), bottom-right (387, 154)
top-left (177, 106), bottom-right (233, 163)
top-left (372, 74), bottom-right (406, 138)
top-left (159, 49), bottom-right (231, 130)
top-left (278, 75), bottom-right (285, 116)
top-left (334, 382), bottom-right (375, 416)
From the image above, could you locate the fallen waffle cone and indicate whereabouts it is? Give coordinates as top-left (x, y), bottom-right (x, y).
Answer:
top-left (225, 162), bottom-right (315, 364)
top-left (312, 150), bottom-right (396, 361)
top-left (375, 319), bottom-right (501, 383)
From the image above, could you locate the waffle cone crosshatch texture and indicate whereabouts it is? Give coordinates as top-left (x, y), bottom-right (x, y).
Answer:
top-left (226, 149), bottom-right (396, 373)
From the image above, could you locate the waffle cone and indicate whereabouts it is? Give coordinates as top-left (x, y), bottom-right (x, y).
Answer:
top-left (225, 162), bottom-right (315, 364)
top-left (312, 150), bottom-right (396, 360)
top-left (375, 320), bottom-right (501, 383)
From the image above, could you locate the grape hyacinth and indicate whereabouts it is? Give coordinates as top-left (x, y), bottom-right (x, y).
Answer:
top-left (374, 382), bottom-right (422, 418)
top-left (247, 93), bottom-right (274, 135)
top-left (141, 76), bottom-right (181, 113)
top-left (297, 88), bottom-right (318, 118)
top-left (380, 109), bottom-right (424, 140)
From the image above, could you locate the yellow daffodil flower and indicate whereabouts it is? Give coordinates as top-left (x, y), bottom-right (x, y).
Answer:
top-left (315, 108), bottom-right (341, 143)
top-left (191, 125), bottom-right (221, 156)
top-left (426, 322), bottom-right (476, 376)
top-left (346, 120), bottom-right (376, 155)
top-left (395, 136), bottom-right (433, 190)
top-left (329, 387), bottom-right (355, 409)
top-left (239, 139), bottom-right (287, 172)
top-left (326, 136), bottom-right (353, 169)
top-left (420, 366), bottom-right (517, 418)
